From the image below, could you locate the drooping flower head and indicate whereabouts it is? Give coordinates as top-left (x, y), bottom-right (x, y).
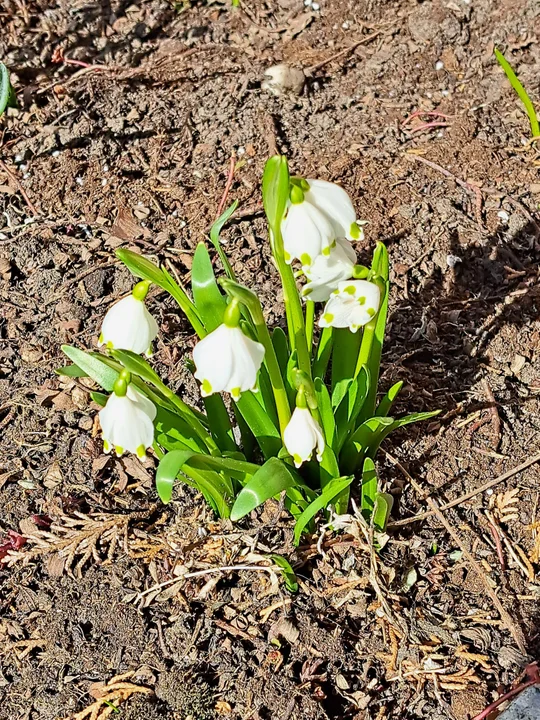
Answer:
top-left (99, 281), bottom-right (158, 356)
top-left (283, 388), bottom-right (326, 468)
top-left (98, 371), bottom-right (156, 461)
top-left (302, 237), bottom-right (357, 303)
top-left (192, 301), bottom-right (265, 401)
top-left (281, 178), bottom-right (363, 265)
top-left (319, 279), bottom-right (381, 333)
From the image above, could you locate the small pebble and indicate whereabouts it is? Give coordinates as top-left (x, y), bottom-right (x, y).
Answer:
top-left (102, 178), bottom-right (108, 186)
top-left (435, 60), bottom-right (444, 70)
top-left (304, 0), bottom-right (312, 5)
top-left (14, 154), bottom-right (23, 163)
top-left (497, 210), bottom-right (510, 223)
top-left (19, 163), bottom-right (27, 171)
top-left (237, 146), bottom-right (246, 156)
top-left (446, 254), bottom-right (462, 268)
top-left (312, 1), bottom-right (320, 9)
top-left (103, 164), bottom-right (109, 172)
top-left (441, 89), bottom-right (450, 96)
top-left (76, 176), bottom-right (84, 186)
top-left (342, 21), bottom-right (350, 29)
top-left (52, 150), bottom-right (61, 157)
top-left (262, 64), bottom-right (305, 96)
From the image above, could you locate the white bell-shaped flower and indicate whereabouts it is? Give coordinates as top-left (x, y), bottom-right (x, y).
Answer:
top-left (319, 279), bottom-right (381, 333)
top-left (302, 237), bottom-right (357, 302)
top-left (99, 377), bottom-right (156, 461)
top-left (99, 281), bottom-right (158, 356)
top-left (304, 179), bottom-right (362, 241)
top-left (281, 194), bottom-right (335, 266)
top-left (193, 305), bottom-right (265, 401)
top-left (283, 402), bottom-right (326, 468)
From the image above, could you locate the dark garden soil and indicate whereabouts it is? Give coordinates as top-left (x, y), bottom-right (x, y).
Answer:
top-left (2, 1), bottom-right (540, 718)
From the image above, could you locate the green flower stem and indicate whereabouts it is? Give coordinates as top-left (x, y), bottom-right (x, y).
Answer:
top-left (305, 300), bottom-right (315, 354)
top-left (166, 282), bottom-right (206, 338)
top-left (312, 326), bottom-right (333, 380)
top-left (271, 228), bottom-right (312, 379)
top-left (354, 318), bottom-right (376, 379)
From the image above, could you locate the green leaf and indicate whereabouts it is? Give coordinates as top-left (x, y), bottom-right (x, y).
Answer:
top-left (155, 405), bottom-right (209, 453)
top-left (312, 327), bottom-right (333, 381)
top-left (270, 554), bottom-right (298, 593)
top-left (272, 327), bottom-right (289, 378)
top-left (115, 248), bottom-right (168, 287)
top-left (230, 457), bottom-right (299, 522)
top-left (331, 328), bottom-right (361, 391)
top-left (334, 368), bottom-right (370, 453)
top-left (61, 346), bottom-right (118, 391)
top-left (293, 475), bottom-right (354, 545)
top-left (314, 378), bottom-right (336, 451)
top-left (0, 63), bottom-right (16, 117)
top-left (235, 392), bottom-right (282, 459)
top-left (373, 492), bottom-right (394, 532)
top-left (56, 364), bottom-right (87, 379)
top-left (495, 48), bottom-right (540, 138)
top-left (209, 201), bottom-right (238, 280)
top-left (109, 349), bottom-right (161, 386)
top-left (191, 242), bottom-right (227, 332)
top-left (202, 394), bottom-right (236, 452)
top-left (90, 391), bottom-right (108, 407)
top-left (262, 155), bottom-right (290, 232)
top-left (374, 410), bottom-right (441, 452)
top-left (156, 450), bottom-right (235, 517)
top-left (340, 416), bottom-right (394, 474)
top-left (376, 380), bottom-right (403, 418)
top-left (361, 457), bottom-right (378, 516)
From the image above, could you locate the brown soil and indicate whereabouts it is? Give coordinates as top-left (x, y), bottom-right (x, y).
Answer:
top-left (2, 1), bottom-right (540, 719)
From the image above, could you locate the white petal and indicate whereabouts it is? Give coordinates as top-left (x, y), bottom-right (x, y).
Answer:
top-left (318, 280), bottom-right (381, 332)
top-left (281, 201), bottom-right (335, 264)
top-left (100, 296), bottom-right (159, 354)
top-left (302, 237), bottom-right (356, 302)
top-left (193, 324), bottom-right (265, 398)
top-left (305, 179), bottom-right (357, 239)
top-left (283, 407), bottom-right (326, 466)
top-left (98, 390), bottom-right (156, 456)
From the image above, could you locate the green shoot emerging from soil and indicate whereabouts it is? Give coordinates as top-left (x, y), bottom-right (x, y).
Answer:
top-left (0, 63), bottom-right (17, 118)
top-left (59, 156), bottom-right (438, 543)
top-left (494, 47), bottom-right (540, 139)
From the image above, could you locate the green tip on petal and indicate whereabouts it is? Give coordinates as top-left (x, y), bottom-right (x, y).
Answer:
top-left (103, 440), bottom-right (110, 452)
top-left (202, 379), bottom-right (213, 395)
top-left (136, 445), bottom-right (147, 460)
top-left (343, 285), bottom-right (356, 295)
top-left (367, 307), bottom-right (376, 317)
top-left (98, 332), bottom-right (104, 344)
top-left (323, 312), bottom-right (334, 324)
top-left (293, 454), bottom-right (303, 467)
top-left (115, 445), bottom-right (124, 457)
top-left (321, 246), bottom-right (331, 257)
top-left (289, 184), bottom-right (305, 205)
top-left (284, 250), bottom-right (291, 263)
top-left (231, 387), bottom-right (241, 401)
top-left (300, 252), bottom-right (312, 266)
top-left (106, 340), bottom-right (114, 349)
top-left (358, 296), bottom-right (366, 305)
top-left (350, 221), bottom-right (362, 240)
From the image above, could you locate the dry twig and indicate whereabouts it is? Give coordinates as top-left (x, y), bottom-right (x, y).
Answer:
top-left (61, 671), bottom-right (153, 720)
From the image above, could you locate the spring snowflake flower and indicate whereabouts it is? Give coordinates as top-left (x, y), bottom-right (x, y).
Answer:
top-left (304, 179), bottom-right (362, 241)
top-left (302, 237), bottom-right (357, 302)
top-left (281, 179), bottom-right (363, 266)
top-left (283, 404), bottom-right (326, 468)
top-left (193, 305), bottom-right (265, 401)
top-left (99, 281), bottom-right (158, 356)
top-left (99, 375), bottom-right (156, 461)
top-left (319, 279), bottom-right (381, 333)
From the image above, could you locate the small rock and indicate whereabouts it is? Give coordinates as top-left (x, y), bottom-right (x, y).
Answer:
top-left (498, 685), bottom-right (540, 720)
top-left (262, 64), bottom-right (305, 96)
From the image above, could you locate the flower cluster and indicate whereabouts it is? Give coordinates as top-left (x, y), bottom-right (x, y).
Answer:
top-left (95, 176), bottom-right (382, 470)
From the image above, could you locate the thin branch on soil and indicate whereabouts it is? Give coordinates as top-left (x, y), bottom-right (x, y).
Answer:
top-left (481, 378), bottom-right (502, 451)
top-left (388, 452), bottom-right (540, 528)
top-left (0, 159), bottom-right (39, 216)
top-left (384, 450), bottom-right (528, 654)
top-left (307, 31), bottom-right (382, 74)
top-left (215, 156), bottom-right (236, 220)
top-left (134, 563), bottom-right (279, 602)
top-left (405, 153), bottom-right (485, 231)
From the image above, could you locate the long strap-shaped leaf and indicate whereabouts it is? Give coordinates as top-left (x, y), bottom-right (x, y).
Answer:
top-left (230, 457), bottom-right (302, 521)
top-left (340, 416), bottom-right (394, 475)
top-left (235, 392), bottom-right (282, 458)
top-left (191, 242), bottom-right (227, 332)
top-left (293, 475), bottom-right (354, 546)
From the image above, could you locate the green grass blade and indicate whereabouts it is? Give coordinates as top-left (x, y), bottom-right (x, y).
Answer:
top-left (0, 63), bottom-right (17, 117)
top-left (270, 554), bottom-right (298, 592)
top-left (61, 346), bottom-right (118, 391)
top-left (361, 457), bottom-right (378, 516)
top-left (209, 201), bottom-right (238, 280)
top-left (235, 391), bottom-right (282, 458)
top-left (340, 416), bottom-right (394, 475)
top-left (376, 380), bottom-right (403, 418)
top-left (495, 47), bottom-right (540, 138)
